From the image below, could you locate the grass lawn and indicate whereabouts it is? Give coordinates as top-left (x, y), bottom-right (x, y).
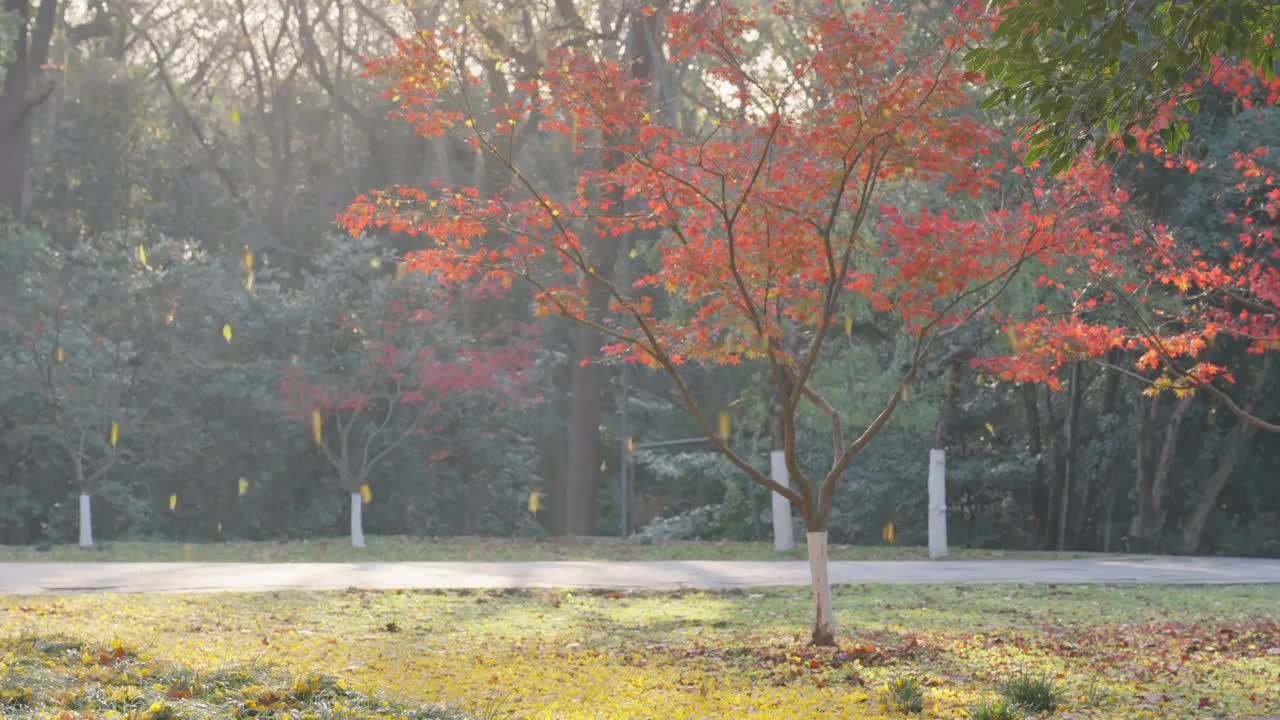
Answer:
top-left (2, 585), bottom-right (1277, 719)
top-left (0, 535), bottom-right (1093, 563)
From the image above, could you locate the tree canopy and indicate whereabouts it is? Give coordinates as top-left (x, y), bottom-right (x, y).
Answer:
top-left (968, 0), bottom-right (1280, 174)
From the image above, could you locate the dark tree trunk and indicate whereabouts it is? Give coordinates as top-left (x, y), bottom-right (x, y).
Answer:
top-left (1131, 393), bottom-right (1193, 548)
top-left (0, 0), bottom-right (58, 223)
top-left (935, 362), bottom-right (961, 449)
top-left (1020, 384), bottom-right (1049, 542)
top-left (1182, 354), bottom-right (1272, 551)
top-left (555, 9), bottom-right (661, 535)
top-left (1056, 363), bottom-right (1084, 551)
top-left (1073, 359), bottom-right (1123, 548)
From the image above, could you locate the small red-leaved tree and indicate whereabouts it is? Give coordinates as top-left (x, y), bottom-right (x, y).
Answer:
top-left (341, 2), bottom-right (1081, 643)
top-left (281, 272), bottom-right (536, 548)
top-left (983, 59), bottom-right (1280, 432)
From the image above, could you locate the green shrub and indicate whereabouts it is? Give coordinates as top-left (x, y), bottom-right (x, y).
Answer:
top-left (999, 672), bottom-right (1061, 714)
top-left (881, 674), bottom-right (926, 714)
top-left (966, 698), bottom-right (1023, 720)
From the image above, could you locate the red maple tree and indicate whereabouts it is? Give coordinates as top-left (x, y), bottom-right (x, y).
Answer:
top-left (280, 277), bottom-right (538, 547)
top-left (340, 1), bottom-right (1083, 644)
top-left (981, 58), bottom-right (1280, 433)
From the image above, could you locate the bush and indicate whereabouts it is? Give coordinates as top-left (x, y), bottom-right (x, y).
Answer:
top-left (881, 675), bottom-right (926, 714)
top-left (999, 672), bottom-right (1061, 714)
top-left (966, 698), bottom-right (1023, 720)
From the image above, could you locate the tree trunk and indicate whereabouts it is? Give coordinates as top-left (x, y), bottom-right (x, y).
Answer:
top-left (769, 390), bottom-right (795, 551)
top-left (1180, 431), bottom-right (1249, 552)
top-left (806, 531), bottom-right (836, 646)
top-left (929, 362), bottom-right (959, 559)
top-left (0, 0), bottom-right (58, 223)
top-left (560, 328), bottom-right (609, 535)
top-left (556, 10), bottom-right (660, 536)
top-left (1056, 363), bottom-right (1084, 551)
top-left (1130, 395), bottom-right (1158, 547)
top-left (1182, 354), bottom-right (1271, 551)
top-left (78, 493), bottom-right (93, 548)
top-left (1020, 384), bottom-right (1049, 541)
top-left (1131, 393), bottom-right (1193, 547)
top-left (350, 492), bottom-right (365, 548)
top-left (927, 449), bottom-right (948, 559)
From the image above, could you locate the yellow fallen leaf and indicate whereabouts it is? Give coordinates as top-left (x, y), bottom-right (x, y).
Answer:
top-left (527, 491), bottom-right (541, 514)
top-left (168, 494), bottom-right (178, 511)
top-left (222, 324), bottom-right (232, 343)
top-left (137, 244), bottom-right (148, 267)
top-left (238, 477), bottom-right (250, 496)
top-left (360, 484), bottom-right (372, 504)
top-left (110, 422), bottom-right (120, 448)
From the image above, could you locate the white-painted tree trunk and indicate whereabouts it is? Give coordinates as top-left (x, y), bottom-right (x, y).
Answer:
top-left (78, 493), bottom-right (93, 548)
top-left (806, 531), bottom-right (836, 645)
top-left (928, 448), bottom-right (949, 559)
top-left (350, 493), bottom-right (366, 548)
top-left (769, 450), bottom-right (795, 551)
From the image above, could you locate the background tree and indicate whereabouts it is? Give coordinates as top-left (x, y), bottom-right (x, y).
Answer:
top-left (280, 241), bottom-right (540, 547)
top-left (967, 0), bottom-right (1280, 173)
top-left (0, 231), bottom-right (207, 546)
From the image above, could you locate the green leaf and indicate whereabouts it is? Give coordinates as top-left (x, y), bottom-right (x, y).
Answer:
top-left (1023, 143), bottom-right (1051, 166)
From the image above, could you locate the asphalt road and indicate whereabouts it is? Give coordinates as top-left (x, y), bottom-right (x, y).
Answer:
top-left (2, 556), bottom-right (1279, 595)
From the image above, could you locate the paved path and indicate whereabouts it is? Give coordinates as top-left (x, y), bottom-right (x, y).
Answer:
top-left (2, 557), bottom-right (1279, 595)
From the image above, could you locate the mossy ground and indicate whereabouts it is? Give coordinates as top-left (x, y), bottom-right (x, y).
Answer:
top-left (0, 634), bottom-right (476, 719)
top-left (3, 584), bottom-right (1277, 718)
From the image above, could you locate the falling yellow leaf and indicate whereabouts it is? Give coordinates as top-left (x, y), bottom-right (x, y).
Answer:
top-left (984, 422), bottom-right (996, 436)
top-left (1005, 326), bottom-right (1021, 353)
top-left (370, 258), bottom-right (382, 269)
top-left (310, 408), bottom-right (323, 446)
top-left (165, 310), bottom-right (175, 325)
top-left (238, 477), bottom-right (250, 496)
top-left (360, 484), bottom-right (373, 504)
top-left (626, 436), bottom-right (635, 454)
top-left (54, 347), bottom-right (64, 363)
top-left (395, 262), bottom-right (408, 281)
top-left (169, 494), bottom-right (178, 511)
top-left (109, 422), bottom-right (120, 448)
top-left (844, 315), bottom-right (854, 336)
top-left (244, 270), bottom-right (254, 291)
top-left (222, 324), bottom-right (232, 343)
top-left (231, 110), bottom-right (240, 125)
top-left (528, 491), bottom-right (542, 514)
top-left (881, 522), bottom-right (896, 545)
top-left (718, 410), bottom-right (731, 442)
top-left (137, 244), bottom-right (149, 267)
top-left (243, 248), bottom-right (254, 271)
